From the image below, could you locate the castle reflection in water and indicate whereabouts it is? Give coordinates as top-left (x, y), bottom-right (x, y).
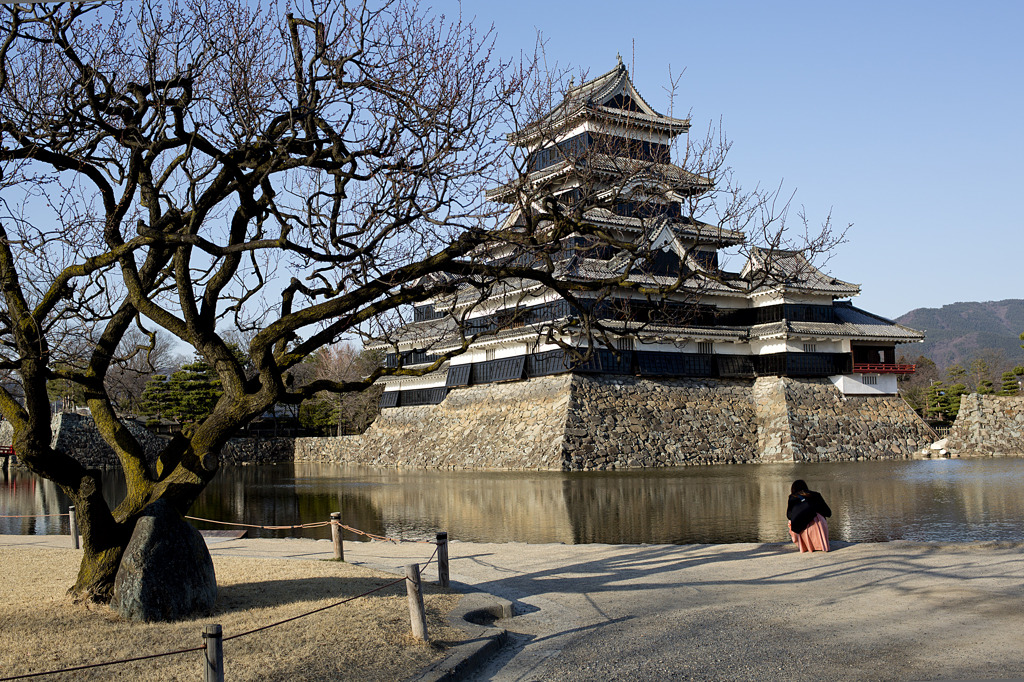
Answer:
top-left (4, 459), bottom-right (1024, 544)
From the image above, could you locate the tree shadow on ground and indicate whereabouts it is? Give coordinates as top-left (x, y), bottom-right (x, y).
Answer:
top-left (214, 574), bottom-right (425, 615)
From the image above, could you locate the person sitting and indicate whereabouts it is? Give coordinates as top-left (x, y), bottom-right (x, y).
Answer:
top-left (786, 479), bottom-right (831, 553)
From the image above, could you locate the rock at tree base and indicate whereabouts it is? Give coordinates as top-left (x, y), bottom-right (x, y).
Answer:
top-left (112, 499), bottom-right (217, 622)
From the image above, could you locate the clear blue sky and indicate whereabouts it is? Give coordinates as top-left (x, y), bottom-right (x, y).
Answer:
top-left (440, 0), bottom-right (1023, 318)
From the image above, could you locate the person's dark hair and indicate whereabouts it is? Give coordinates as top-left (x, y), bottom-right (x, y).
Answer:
top-left (791, 479), bottom-right (809, 496)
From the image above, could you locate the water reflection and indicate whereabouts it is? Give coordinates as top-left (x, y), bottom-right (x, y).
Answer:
top-left (4, 459), bottom-right (1024, 544)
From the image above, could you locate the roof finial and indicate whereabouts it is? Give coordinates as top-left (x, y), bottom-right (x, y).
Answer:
top-left (616, 53), bottom-right (624, 69)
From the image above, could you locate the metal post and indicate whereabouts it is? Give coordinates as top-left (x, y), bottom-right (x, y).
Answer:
top-left (436, 531), bottom-right (449, 588)
top-left (405, 563), bottom-right (428, 642)
top-left (203, 624), bottom-right (224, 682)
top-left (330, 512), bottom-right (344, 561)
top-left (68, 506), bottom-right (79, 550)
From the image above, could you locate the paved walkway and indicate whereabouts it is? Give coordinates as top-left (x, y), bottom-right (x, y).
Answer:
top-left (202, 536), bottom-right (1024, 681)
top-left (9, 535), bottom-right (1024, 680)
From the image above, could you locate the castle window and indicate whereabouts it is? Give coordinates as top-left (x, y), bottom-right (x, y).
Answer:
top-left (803, 343), bottom-right (817, 353)
top-left (697, 341), bottom-right (713, 355)
top-left (485, 348), bottom-right (496, 361)
top-left (616, 337), bottom-right (635, 351)
top-left (863, 375), bottom-right (878, 385)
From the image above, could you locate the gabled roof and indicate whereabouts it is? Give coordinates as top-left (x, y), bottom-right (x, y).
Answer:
top-left (510, 58), bottom-right (690, 145)
top-left (742, 247), bottom-right (860, 297)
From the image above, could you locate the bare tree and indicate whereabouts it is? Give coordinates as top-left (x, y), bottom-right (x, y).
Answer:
top-left (0, 0), bottom-right (536, 604)
top-left (104, 328), bottom-right (181, 414)
top-left (295, 343), bottom-right (381, 434)
top-left (0, 0), bottom-right (841, 610)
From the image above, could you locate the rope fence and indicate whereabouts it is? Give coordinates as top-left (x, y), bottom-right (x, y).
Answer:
top-left (1, 510), bottom-right (451, 682)
top-left (183, 515), bottom-right (334, 531)
top-left (183, 514), bottom-right (436, 544)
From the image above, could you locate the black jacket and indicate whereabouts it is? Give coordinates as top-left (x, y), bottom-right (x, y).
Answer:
top-left (787, 491), bottom-right (831, 532)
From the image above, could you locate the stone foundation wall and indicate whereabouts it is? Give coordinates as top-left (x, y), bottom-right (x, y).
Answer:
top-left (1, 413), bottom-right (294, 468)
top-left (219, 438), bottom-right (296, 465)
top-left (297, 373), bottom-right (937, 470)
top-left (946, 394), bottom-right (1024, 456)
top-left (295, 374), bottom-right (573, 469)
top-left (753, 377), bottom-right (797, 462)
top-left (3, 374), bottom-right (942, 471)
top-left (562, 376), bottom-right (758, 469)
top-left (50, 413), bottom-right (167, 467)
top-left (778, 378), bottom-right (936, 461)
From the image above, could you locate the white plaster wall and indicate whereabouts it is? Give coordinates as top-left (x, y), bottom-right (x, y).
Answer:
top-left (750, 293), bottom-right (784, 308)
top-left (714, 343), bottom-right (750, 356)
top-left (831, 374), bottom-right (898, 396)
top-left (784, 340), bottom-right (843, 353)
top-left (710, 295), bottom-right (749, 310)
top-left (394, 375), bottom-right (448, 391)
top-left (749, 293), bottom-right (834, 308)
top-left (752, 340), bottom-right (788, 355)
top-left (635, 340), bottom-right (683, 353)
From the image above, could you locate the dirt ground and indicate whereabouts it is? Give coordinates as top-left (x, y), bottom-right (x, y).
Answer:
top-left (0, 546), bottom-right (463, 681)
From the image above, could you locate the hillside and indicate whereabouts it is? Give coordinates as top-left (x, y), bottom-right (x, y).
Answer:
top-left (895, 299), bottom-right (1024, 370)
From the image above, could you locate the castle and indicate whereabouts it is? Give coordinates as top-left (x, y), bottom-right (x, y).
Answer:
top-left (310, 61), bottom-right (935, 470)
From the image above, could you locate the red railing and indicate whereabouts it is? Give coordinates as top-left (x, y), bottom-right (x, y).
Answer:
top-left (853, 363), bottom-right (916, 374)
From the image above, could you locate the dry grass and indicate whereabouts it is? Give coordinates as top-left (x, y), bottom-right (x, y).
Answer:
top-left (0, 547), bottom-right (463, 681)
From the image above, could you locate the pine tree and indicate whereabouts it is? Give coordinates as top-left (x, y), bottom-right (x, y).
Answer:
top-left (167, 361), bottom-right (223, 424)
top-left (925, 381), bottom-right (947, 421)
top-left (140, 375), bottom-right (172, 421)
top-left (999, 371), bottom-right (1020, 396)
top-left (947, 383), bottom-right (968, 419)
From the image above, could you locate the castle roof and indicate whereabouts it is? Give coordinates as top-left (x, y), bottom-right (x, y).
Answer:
top-left (749, 302), bottom-right (924, 342)
top-left (743, 247), bottom-right (860, 298)
top-left (509, 58), bottom-right (690, 146)
top-left (486, 154), bottom-right (712, 202)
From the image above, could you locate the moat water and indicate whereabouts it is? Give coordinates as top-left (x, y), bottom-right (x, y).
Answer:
top-left (4, 458), bottom-right (1024, 544)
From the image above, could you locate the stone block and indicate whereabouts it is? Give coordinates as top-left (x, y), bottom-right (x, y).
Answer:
top-left (112, 499), bottom-right (217, 622)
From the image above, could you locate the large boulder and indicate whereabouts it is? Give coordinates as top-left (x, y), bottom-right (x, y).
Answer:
top-left (111, 499), bottom-right (217, 622)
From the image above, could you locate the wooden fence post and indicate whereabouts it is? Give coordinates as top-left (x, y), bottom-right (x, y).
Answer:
top-left (68, 506), bottom-right (79, 550)
top-left (436, 532), bottom-right (449, 588)
top-left (330, 512), bottom-right (344, 561)
top-left (405, 563), bottom-right (428, 642)
top-left (203, 624), bottom-right (224, 682)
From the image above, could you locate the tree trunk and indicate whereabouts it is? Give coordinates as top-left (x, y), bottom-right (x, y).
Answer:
top-left (66, 482), bottom-right (134, 602)
top-left (71, 540), bottom-right (127, 602)
top-left (67, 448), bottom-right (215, 603)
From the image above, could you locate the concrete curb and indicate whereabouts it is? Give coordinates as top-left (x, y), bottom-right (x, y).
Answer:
top-left (406, 589), bottom-right (513, 682)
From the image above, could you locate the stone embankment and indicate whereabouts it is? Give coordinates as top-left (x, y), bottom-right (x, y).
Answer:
top-left (295, 374), bottom-right (938, 470)
top-left (1, 413), bottom-right (293, 469)
top-left (1, 413), bottom-right (165, 468)
top-left (295, 374), bottom-right (572, 468)
top-left (2, 376), bottom-right (959, 471)
top-left (946, 394), bottom-right (1024, 456)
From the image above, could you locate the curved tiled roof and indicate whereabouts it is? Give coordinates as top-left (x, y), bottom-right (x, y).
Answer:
top-left (486, 154), bottom-right (712, 202)
top-left (510, 60), bottom-right (690, 145)
top-left (748, 303), bottom-right (924, 342)
top-left (744, 247), bottom-right (860, 297)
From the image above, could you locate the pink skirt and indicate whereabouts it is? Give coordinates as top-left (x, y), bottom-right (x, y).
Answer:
top-left (788, 514), bottom-right (830, 553)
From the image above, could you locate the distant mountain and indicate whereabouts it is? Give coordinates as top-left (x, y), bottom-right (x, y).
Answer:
top-left (894, 299), bottom-right (1024, 370)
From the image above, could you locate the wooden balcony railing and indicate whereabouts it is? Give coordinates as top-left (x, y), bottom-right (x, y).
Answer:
top-left (853, 363), bottom-right (916, 374)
